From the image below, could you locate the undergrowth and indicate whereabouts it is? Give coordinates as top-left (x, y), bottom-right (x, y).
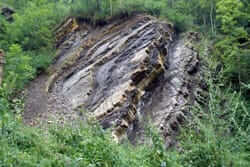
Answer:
top-left (0, 118), bottom-right (181, 167)
top-left (177, 37), bottom-right (250, 167)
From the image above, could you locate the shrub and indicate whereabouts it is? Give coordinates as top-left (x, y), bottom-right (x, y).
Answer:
top-left (215, 0), bottom-right (250, 86)
top-left (3, 44), bottom-right (34, 94)
top-left (5, 3), bottom-right (56, 50)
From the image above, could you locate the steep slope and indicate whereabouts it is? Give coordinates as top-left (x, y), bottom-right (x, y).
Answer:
top-left (24, 15), bottom-right (201, 144)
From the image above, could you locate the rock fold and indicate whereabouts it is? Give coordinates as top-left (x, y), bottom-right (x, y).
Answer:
top-left (24, 15), bottom-right (201, 145)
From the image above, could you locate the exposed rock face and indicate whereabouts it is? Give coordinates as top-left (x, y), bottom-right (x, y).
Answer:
top-left (24, 15), bottom-right (201, 145)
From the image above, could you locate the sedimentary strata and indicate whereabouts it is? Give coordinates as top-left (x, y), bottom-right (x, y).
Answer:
top-left (24, 15), bottom-right (202, 145)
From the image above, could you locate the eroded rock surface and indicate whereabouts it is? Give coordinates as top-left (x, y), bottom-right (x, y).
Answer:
top-left (24, 15), bottom-right (201, 145)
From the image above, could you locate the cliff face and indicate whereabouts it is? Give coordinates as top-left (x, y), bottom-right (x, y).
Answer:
top-left (24, 15), bottom-right (202, 145)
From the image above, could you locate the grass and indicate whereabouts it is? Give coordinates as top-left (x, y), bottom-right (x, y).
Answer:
top-left (0, 118), bottom-right (182, 167)
top-left (177, 37), bottom-right (250, 167)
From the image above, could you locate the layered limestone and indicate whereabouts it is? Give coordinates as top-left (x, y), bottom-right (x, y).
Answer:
top-left (24, 15), bottom-right (202, 145)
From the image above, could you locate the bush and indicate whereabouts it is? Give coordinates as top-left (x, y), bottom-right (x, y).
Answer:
top-left (27, 49), bottom-right (54, 74)
top-left (5, 2), bottom-right (64, 50)
top-left (0, 0), bottom-right (68, 95)
top-left (3, 44), bottom-right (34, 94)
top-left (215, 0), bottom-right (250, 86)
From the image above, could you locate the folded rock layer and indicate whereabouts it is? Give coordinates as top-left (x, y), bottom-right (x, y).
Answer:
top-left (24, 15), bottom-right (202, 145)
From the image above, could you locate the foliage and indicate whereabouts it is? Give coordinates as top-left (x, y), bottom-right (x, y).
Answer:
top-left (0, 120), bottom-right (182, 167)
top-left (177, 37), bottom-right (250, 167)
top-left (0, 0), bottom-right (69, 96)
top-left (3, 1), bottom-right (67, 50)
top-left (3, 44), bottom-right (34, 94)
top-left (215, 0), bottom-right (250, 86)
top-left (69, 0), bottom-right (195, 31)
top-left (1, 0), bottom-right (31, 9)
top-left (179, 83), bottom-right (250, 167)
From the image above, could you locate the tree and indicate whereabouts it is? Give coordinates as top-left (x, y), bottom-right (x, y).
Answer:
top-left (216, 0), bottom-right (250, 84)
top-left (4, 44), bottom-right (34, 92)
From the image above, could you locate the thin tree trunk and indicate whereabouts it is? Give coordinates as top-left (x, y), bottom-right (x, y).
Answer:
top-left (203, 15), bottom-right (206, 26)
top-left (168, 0), bottom-right (173, 8)
top-left (212, 1), bottom-right (216, 36)
top-left (96, 0), bottom-right (101, 12)
top-left (110, 0), bottom-right (113, 16)
top-left (210, 1), bottom-right (214, 35)
top-left (0, 50), bottom-right (5, 86)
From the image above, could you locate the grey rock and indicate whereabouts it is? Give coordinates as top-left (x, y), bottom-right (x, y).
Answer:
top-left (24, 15), bottom-right (202, 146)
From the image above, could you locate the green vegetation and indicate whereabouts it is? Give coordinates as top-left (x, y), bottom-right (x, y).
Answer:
top-left (177, 37), bottom-right (250, 166)
top-left (0, 0), bottom-right (250, 166)
top-left (0, 0), bottom-right (69, 96)
top-left (0, 117), bottom-right (189, 167)
top-left (215, 0), bottom-right (250, 88)
top-left (69, 0), bottom-right (194, 31)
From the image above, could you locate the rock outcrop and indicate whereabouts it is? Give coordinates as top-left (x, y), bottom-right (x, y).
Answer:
top-left (24, 15), bottom-right (202, 145)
